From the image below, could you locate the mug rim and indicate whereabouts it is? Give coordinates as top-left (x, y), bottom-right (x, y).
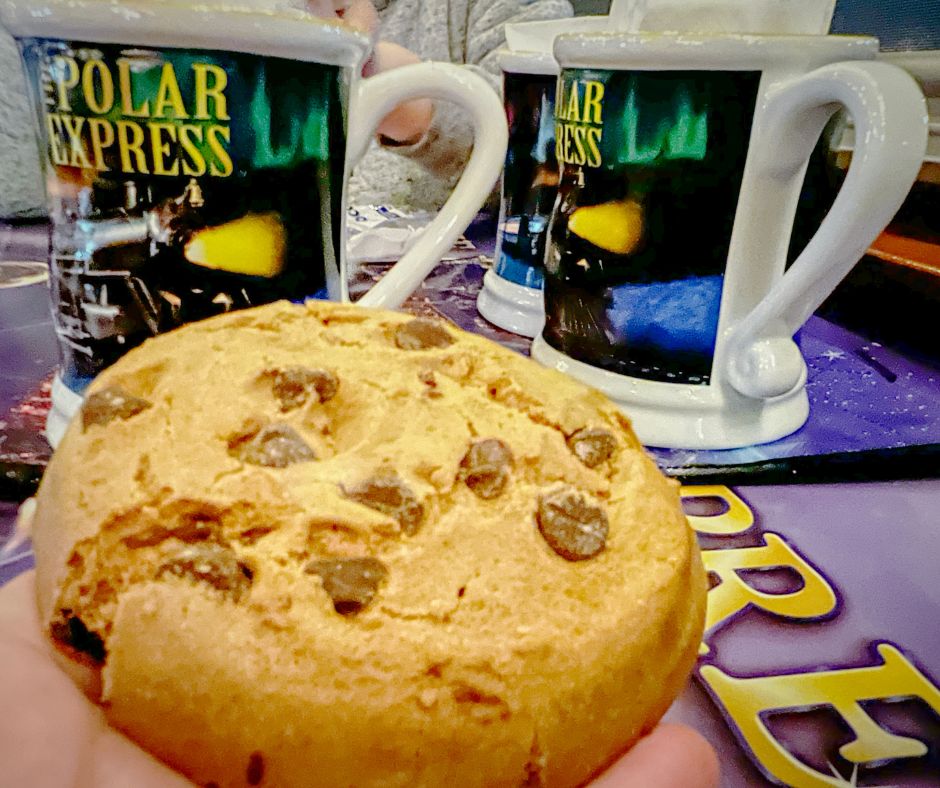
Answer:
top-left (497, 49), bottom-right (558, 76)
top-left (0, 0), bottom-right (372, 68)
top-left (554, 32), bottom-right (880, 71)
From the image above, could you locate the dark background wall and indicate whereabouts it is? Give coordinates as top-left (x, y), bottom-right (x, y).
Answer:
top-left (571, 0), bottom-right (940, 50)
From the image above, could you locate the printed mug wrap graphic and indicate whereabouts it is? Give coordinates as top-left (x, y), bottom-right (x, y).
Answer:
top-left (494, 73), bottom-right (558, 288)
top-left (555, 69), bottom-right (708, 168)
top-left (18, 39), bottom-right (347, 392)
top-left (544, 68), bottom-right (761, 385)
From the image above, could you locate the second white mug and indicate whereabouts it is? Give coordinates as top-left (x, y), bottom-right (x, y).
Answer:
top-left (532, 32), bottom-right (927, 449)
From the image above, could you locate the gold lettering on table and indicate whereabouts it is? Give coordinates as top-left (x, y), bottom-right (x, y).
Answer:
top-left (700, 533), bottom-right (838, 654)
top-left (681, 485), bottom-right (754, 535)
top-left (700, 643), bottom-right (940, 787)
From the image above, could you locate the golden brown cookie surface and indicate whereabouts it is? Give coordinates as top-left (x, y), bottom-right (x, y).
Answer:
top-left (32, 301), bottom-right (705, 788)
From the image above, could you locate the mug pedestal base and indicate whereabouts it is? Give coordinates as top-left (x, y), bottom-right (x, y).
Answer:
top-left (530, 335), bottom-right (809, 450)
top-left (476, 270), bottom-right (544, 338)
top-left (47, 374), bottom-right (83, 450)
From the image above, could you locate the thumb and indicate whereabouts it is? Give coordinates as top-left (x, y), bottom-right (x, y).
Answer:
top-left (591, 724), bottom-right (720, 788)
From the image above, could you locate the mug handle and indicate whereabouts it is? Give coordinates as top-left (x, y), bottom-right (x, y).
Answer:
top-left (345, 62), bottom-right (507, 309)
top-left (723, 61), bottom-right (926, 399)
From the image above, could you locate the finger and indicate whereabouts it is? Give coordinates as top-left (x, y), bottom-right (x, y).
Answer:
top-left (0, 629), bottom-right (101, 787)
top-left (0, 570), bottom-right (101, 697)
top-left (367, 42), bottom-right (433, 143)
top-left (371, 40), bottom-right (422, 71)
top-left (342, 0), bottom-right (378, 33)
top-left (87, 727), bottom-right (194, 788)
top-left (0, 573), bottom-right (190, 786)
top-left (305, 0), bottom-right (338, 18)
top-left (0, 571), bottom-right (45, 647)
top-left (0, 572), bottom-right (105, 785)
top-left (591, 724), bottom-right (720, 788)
top-left (0, 631), bottom-right (188, 788)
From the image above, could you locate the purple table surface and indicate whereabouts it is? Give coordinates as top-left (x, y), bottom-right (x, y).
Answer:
top-left (0, 222), bottom-right (55, 417)
top-left (668, 480), bottom-right (940, 787)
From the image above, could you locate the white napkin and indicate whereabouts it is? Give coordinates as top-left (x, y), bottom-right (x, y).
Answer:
top-left (504, 17), bottom-right (612, 54)
top-left (505, 0), bottom-right (837, 54)
top-left (346, 206), bottom-right (477, 264)
top-left (610, 0), bottom-right (837, 35)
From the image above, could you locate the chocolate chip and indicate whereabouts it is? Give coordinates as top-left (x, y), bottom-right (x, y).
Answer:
top-left (344, 474), bottom-right (424, 535)
top-left (394, 318), bottom-right (454, 350)
top-left (157, 543), bottom-right (252, 599)
top-left (82, 386), bottom-right (152, 429)
top-left (123, 512), bottom-right (217, 548)
top-left (262, 366), bottom-right (338, 411)
top-left (171, 512), bottom-right (219, 543)
top-left (459, 439), bottom-right (513, 499)
top-left (522, 738), bottom-right (545, 787)
top-left (452, 683), bottom-right (511, 721)
top-left (536, 488), bottom-right (608, 561)
top-left (230, 423), bottom-right (316, 468)
top-left (246, 752), bottom-right (265, 786)
top-left (123, 526), bottom-right (174, 548)
top-left (50, 612), bottom-right (106, 663)
top-left (305, 557), bottom-right (388, 615)
top-left (238, 526), bottom-right (275, 545)
top-left (567, 427), bottom-right (617, 468)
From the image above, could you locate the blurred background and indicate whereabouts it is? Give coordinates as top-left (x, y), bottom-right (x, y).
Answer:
top-left (573, 0), bottom-right (940, 52)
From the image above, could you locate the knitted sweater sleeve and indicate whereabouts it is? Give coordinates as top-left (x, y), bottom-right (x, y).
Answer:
top-left (384, 0), bottom-right (573, 181)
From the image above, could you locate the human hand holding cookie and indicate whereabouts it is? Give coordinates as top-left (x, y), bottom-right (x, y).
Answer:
top-left (0, 572), bottom-right (717, 787)
top-left (8, 301), bottom-right (716, 786)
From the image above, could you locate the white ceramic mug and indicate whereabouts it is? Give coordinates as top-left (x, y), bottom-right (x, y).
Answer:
top-left (0, 0), bottom-right (507, 447)
top-left (477, 49), bottom-right (557, 338)
top-left (532, 32), bottom-right (927, 449)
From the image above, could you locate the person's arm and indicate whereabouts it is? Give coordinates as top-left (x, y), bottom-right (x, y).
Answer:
top-left (378, 0), bottom-right (573, 181)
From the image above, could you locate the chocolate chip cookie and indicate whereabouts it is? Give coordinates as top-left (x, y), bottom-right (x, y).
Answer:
top-left (31, 300), bottom-right (706, 788)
